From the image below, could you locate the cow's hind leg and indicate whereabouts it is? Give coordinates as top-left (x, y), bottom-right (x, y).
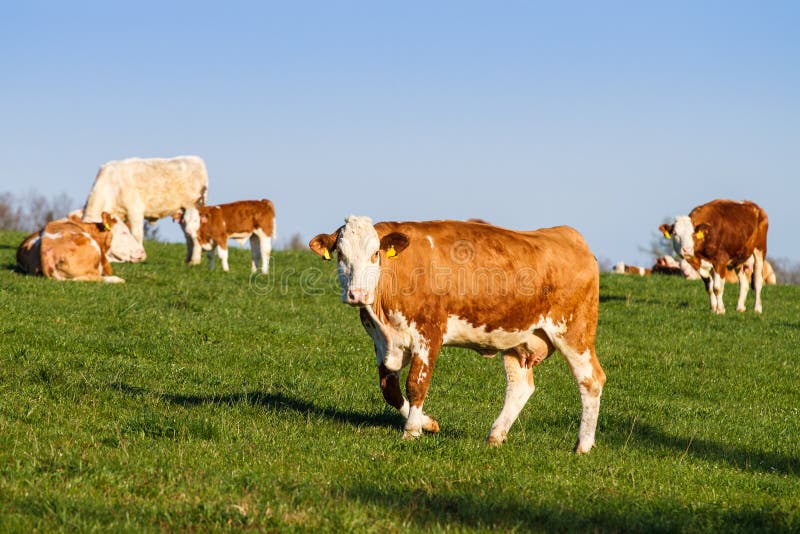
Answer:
top-left (753, 249), bottom-right (765, 313)
top-left (249, 234), bottom-right (261, 274)
top-left (553, 335), bottom-right (605, 454)
top-left (487, 352), bottom-right (535, 446)
top-left (257, 229), bottom-right (272, 274)
top-left (736, 266), bottom-right (750, 312)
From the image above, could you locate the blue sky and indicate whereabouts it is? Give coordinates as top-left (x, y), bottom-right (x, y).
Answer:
top-left (2, 1), bottom-right (798, 265)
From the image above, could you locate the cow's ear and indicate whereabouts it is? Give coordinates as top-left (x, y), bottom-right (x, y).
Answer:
top-left (309, 231), bottom-right (339, 260)
top-left (694, 223), bottom-right (710, 240)
top-left (100, 212), bottom-right (115, 231)
top-left (659, 223), bottom-right (674, 239)
top-left (380, 232), bottom-right (410, 258)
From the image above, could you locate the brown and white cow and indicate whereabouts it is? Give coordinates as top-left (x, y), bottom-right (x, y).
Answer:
top-left (659, 199), bottom-right (768, 314)
top-left (309, 216), bottom-right (606, 453)
top-left (178, 199), bottom-right (275, 274)
top-left (16, 212), bottom-right (129, 283)
top-left (613, 262), bottom-right (651, 276)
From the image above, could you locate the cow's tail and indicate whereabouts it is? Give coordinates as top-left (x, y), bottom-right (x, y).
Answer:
top-left (262, 199), bottom-right (277, 241)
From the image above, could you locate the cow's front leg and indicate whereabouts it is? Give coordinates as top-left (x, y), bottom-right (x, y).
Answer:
top-left (217, 244), bottom-right (230, 272)
top-left (711, 270), bottom-right (726, 314)
top-left (403, 343), bottom-right (441, 440)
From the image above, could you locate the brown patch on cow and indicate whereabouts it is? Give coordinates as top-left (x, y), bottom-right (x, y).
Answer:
top-left (194, 199), bottom-right (275, 250)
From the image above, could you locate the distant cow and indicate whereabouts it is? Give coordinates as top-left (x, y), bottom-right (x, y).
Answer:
top-left (309, 216), bottom-right (606, 453)
top-left (178, 199), bottom-right (275, 274)
top-left (16, 212), bottom-right (133, 282)
top-left (613, 262), bottom-right (651, 276)
top-left (660, 199), bottom-right (768, 314)
top-left (82, 155), bottom-right (209, 260)
top-left (651, 254), bottom-right (777, 285)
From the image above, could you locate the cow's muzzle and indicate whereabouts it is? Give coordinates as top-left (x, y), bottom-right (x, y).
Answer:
top-left (344, 288), bottom-right (371, 306)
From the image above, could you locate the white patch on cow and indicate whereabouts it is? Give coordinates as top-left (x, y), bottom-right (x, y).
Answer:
top-left (85, 232), bottom-right (102, 255)
top-left (336, 216), bottom-right (382, 305)
top-left (613, 262), bottom-right (624, 274)
top-left (671, 215), bottom-right (695, 257)
top-left (107, 218), bottom-right (146, 263)
top-left (43, 232), bottom-right (62, 240)
top-left (387, 310), bottom-right (428, 368)
top-left (230, 232), bottom-right (251, 245)
top-left (443, 315), bottom-right (567, 352)
top-left (426, 235), bottom-right (434, 248)
top-left (697, 259), bottom-right (713, 279)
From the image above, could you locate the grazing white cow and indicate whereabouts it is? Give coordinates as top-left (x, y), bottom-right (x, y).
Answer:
top-left (82, 155), bottom-right (209, 260)
top-left (309, 216), bottom-right (606, 453)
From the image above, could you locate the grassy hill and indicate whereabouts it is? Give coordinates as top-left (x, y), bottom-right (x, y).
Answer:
top-left (1, 230), bottom-right (798, 532)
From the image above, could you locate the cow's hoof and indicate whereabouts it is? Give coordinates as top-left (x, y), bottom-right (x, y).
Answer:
top-left (486, 432), bottom-right (506, 447)
top-left (574, 440), bottom-right (595, 454)
top-left (402, 429), bottom-right (421, 441)
top-left (422, 417), bottom-right (440, 434)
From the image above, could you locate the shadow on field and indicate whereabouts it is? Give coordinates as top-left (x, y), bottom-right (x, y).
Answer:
top-left (603, 414), bottom-right (800, 477)
top-left (110, 382), bottom-right (402, 430)
top-left (345, 483), bottom-right (791, 532)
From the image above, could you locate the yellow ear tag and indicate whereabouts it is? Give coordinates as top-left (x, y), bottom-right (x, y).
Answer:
top-left (662, 230), bottom-right (671, 239)
top-left (103, 222), bottom-right (111, 231)
top-left (695, 230), bottom-right (704, 239)
top-left (386, 245), bottom-right (397, 258)
top-left (323, 248), bottom-right (331, 260)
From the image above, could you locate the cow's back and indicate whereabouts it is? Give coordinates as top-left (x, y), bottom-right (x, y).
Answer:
top-left (374, 221), bottom-right (597, 332)
top-left (84, 156), bottom-right (209, 221)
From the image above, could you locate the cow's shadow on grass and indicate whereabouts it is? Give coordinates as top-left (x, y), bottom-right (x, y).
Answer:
top-left (600, 413), bottom-right (799, 477)
top-left (110, 382), bottom-right (403, 430)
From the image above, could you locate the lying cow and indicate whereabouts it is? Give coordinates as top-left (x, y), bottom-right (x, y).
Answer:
top-left (613, 262), bottom-right (650, 276)
top-left (660, 199), bottom-right (769, 313)
top-left (178, 199), bottom-right (275, 274)
top-left (309, 216), bottom-right (606, 453)
top-left (16, 212), bottom-right (136, 282)
top-left (67, 209), bottom-right (146, 263)
top-left (82, 155), bottom-right (209, 261)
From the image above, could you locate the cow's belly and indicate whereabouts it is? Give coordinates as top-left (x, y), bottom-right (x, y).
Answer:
top-left (443, 315), bottom-right (536, 351)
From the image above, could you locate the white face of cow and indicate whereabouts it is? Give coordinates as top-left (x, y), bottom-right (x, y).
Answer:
top-left (670, 216), bottom-right (696, 258)
top-left (336, 216), bottom-right (382, 306)
top-left (181, 207), bottom-right (201, 238)
top-left (108, 219), bottom-right (147, 263)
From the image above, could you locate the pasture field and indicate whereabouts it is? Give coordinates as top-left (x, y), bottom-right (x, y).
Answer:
top-left (0, 230), bottom-right (798, 532)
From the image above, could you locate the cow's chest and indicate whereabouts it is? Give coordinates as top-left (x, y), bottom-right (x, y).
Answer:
top-left (359, 307), bottom-right (428, 371)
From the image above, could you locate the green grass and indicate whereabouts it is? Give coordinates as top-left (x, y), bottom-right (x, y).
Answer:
top-left (0, 231), bottom-right (798, 532)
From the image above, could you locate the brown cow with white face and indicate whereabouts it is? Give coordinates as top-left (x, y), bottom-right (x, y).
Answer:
top-left (659, 199), bottom-right (768, 314)
top-left (178, 199), bottom-right (275, 274)
top-left (309, 216), bottom-right (606, 453)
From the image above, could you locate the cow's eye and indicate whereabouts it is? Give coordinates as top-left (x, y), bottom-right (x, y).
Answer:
top-left (371, 251), bottom-right (380, 263)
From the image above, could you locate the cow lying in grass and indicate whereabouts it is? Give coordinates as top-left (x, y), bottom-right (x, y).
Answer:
top-left (310, 216), bottom-right (606, 453)
top-left (16, 212), bottom-right (143, 283)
